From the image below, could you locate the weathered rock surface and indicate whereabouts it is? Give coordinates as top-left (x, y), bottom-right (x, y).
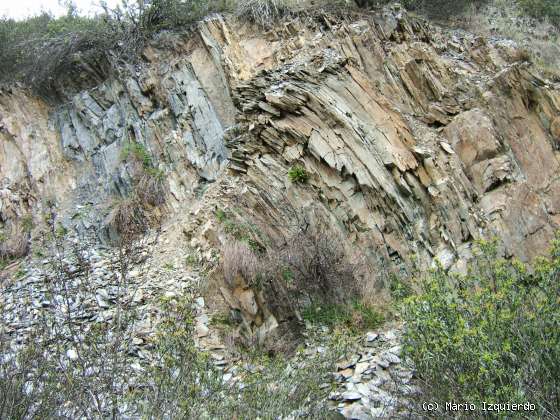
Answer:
top-left (329, 327), bottom-right (415, 419)
top-left (2, 7), bottom-right (559, 268)
top-left (1, 8), bottom-right (560, 416)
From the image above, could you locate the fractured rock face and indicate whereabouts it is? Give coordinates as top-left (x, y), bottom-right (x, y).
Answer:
top-left (1, 8), bottom-right (559, 270)
top-left (224, 11), bottom-right (560, 268)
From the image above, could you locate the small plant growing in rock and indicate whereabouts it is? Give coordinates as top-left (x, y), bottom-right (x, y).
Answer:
top-left (121, 141), bottom-right (167, 208)
top-left (288, 165), bottom-right (309, 183)
top-left (215, 208), bottom-right (228, 223)
top-left (216, 209), bottom-right (266, 252)
top-left (121, 141), bottom-right (153, 169)
top-left (20, 215), bottom-right (34, 233)
top-left (185, 254), bottom-right (197, 267)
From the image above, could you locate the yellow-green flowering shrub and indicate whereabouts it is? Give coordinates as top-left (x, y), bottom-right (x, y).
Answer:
top-left (401, 238), bottom-right (560, 418)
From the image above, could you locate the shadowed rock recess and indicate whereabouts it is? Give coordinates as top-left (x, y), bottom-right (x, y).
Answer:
top-left (1, 4), bottom-right (560, 416)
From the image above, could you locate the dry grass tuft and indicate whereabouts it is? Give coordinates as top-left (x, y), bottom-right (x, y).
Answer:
top-left (136, 171), bottom-right (167, 207)
top-left (220, 226), bottom-right (362, 323)
top-left (105, 196), bottom-right (148, 239)
top-left (235, 0), bottom-right (295, 27)
top-left (221, 241), bottom-right (261, 288)
top-left (0, 225), bottom-right (29, 261)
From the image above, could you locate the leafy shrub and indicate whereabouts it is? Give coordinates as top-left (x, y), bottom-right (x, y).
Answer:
top-left (134, 294), bottom-right (225, 418)
top-left (136, 293), bottom-right (345, 418)
top-left (401, 238), bottom-right (560, 418)
top-left (288, 165), bottom-right (309, 183)
top-left (0, 328), bottom-right (59, 419)
top-left (388, 272), bottom-right (413, 301)
top-left (1, 225), bottom-right (146, 418)
top-left (517, 0), bottom-right (560, 26)
top-left (400, 0), bottom-right (489, 18)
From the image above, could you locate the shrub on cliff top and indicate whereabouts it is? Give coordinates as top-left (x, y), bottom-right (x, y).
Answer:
top-left (517, 0), bottom-right (560, 26)
top-left (400, 0), bottom-right (489, 18)
top-left (0, 0), bottom-right (228, 98)
top-left (400, 238), bottom-right (560, 418)
top-left (0, 11), bottom-right (116, 98)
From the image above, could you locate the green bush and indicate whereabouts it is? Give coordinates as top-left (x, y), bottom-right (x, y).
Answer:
top-left (517, 0), bottom-right (560, 26)
top-left (401, 0), bottom-right (489, 18)
top-left (0, 11), bottom-right (116, 97)
top-left (288, 165), bottom-right (309, 183)
top-left (0, 0), bottom-right (230, 98)
top-left (401, 238), bottom-right (560, 418)
top-left (388, 272), bottom-right (413, 301)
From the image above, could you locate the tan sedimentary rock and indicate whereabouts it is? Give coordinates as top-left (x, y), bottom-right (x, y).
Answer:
top-left (1, 7), bottom-right (559, 302)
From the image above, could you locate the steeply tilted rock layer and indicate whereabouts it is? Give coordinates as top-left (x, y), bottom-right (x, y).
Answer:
top-left (1, 6), bottom-right (560, 272)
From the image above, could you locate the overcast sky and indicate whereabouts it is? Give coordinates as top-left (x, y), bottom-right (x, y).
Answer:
top-left (1, 0), bottom-right (121, 20)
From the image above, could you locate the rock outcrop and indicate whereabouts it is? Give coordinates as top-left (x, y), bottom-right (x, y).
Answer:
top-left (1, 6), bottom-right (560, 297)
top-left (2, 6), bottom-right (560, 418)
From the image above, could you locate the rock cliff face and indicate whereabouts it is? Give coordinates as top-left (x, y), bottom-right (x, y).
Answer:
top-left (1, 6), bottom-right (560, 274)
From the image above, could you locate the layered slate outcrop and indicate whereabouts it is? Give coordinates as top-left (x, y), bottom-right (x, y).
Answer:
top-left (1, 6), bottom-right (560, 272)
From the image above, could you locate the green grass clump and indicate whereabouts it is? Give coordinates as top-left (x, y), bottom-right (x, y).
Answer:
top-left (302, 301), bottom-right (385, 332)
top-left (288, 165), bottom-right (309, 183)
top-left (20, 215), bottom-right (34, 233)
top-left (121, 141), bottom-right (153, 169)
top-left (400, 237), bottom-right (560, 417)
top-left (215, 208), bottom-right (266, 252)
top-left (215, 208), bottom-right (228, 223)
top-left (185, 254), bottom-right (197, 267)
